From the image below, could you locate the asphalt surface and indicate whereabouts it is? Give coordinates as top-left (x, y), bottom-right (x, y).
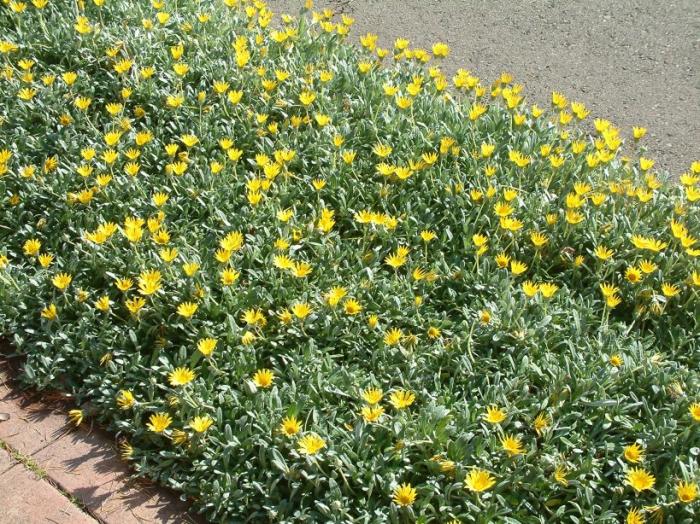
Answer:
top-left (271, 0), bottom-right (700, 177)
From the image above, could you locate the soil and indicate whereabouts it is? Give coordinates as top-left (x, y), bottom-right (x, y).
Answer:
top-left (271, 0), bottom-right (700, 177)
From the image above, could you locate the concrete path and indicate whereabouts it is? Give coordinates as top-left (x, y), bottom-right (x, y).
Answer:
top-left (272, 0), bottom-right (700, 176)
top-left (0, 360), bottom-right (195, 524)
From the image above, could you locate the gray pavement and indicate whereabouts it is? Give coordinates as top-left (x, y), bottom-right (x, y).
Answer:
top-left (272, 0), bottom-right (700, 176)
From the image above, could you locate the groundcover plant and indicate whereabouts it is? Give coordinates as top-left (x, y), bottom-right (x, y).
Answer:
top-left (0, 0), bottom-right (698, 522)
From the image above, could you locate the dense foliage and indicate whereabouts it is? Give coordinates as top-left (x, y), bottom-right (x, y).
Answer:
top-left (0, 0), bottom-right (698, 522)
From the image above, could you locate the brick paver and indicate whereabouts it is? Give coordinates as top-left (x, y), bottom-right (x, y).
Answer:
top-left (0, 360), bottom-right (196, 523)
top-left (0, 448), bottom-right (96, 524)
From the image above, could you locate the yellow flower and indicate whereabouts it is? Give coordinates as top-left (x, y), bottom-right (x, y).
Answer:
top-left (606, 294), bottom-right (622, 309)
top-left (392, 483), bottom-right (417, 507)
top-left (676, 480), bottom-right (698, 503)
top-left (126, 297), bottom-right (146, 315)
top-left (500, 434), bottom-right (524, 456)
top-left (533, 413), bottom-right (550, 435)
top-left (197, 338), bottom-right (217, 357)
top-left (626, 467), bottom-right (655, 492)
top-left (23, 238), bottom-right (41, 256)
top-left (624, 443), bottom-right (644, 463)
top-left (252, 369), bottom-right (274, 389)
top-left (189, 415), bottom-right (214, 433)
top-left (689, 403), bottom-right (700, 422)
top-left (625, 267), bottom-right (643, 284)
top-left (361, 405), bottom-right (384, 423)
top-left (510, 260), bottom-right (528, 275)
top-left (344, 299), bottom-right (363, 315)
top-left (68, 409), bottom-right (84, 426)
top-left (389, 390), bottom-right (415, 409)
top-left (484, 405), bottom-right (506, 424)
top-left (297, 433), bottom-right (325, 455)
top-left (137, 269), bottom-right (162, 295)
top-left (464, 468), bottom-right (496, 492)
top-left (177, 301), bottom-right (198, 318)
top-left (431, 42), bottom-right (449, 58)
top-left (633, 127), bottom-right (647, 140)
top-left (599, 282), bottom-right (620, 298)
top-left (530, 231), bottom-right (548, 247)
top-left (147, 412), bottom-right (172, 433)
top-left (522, 281), bottom-right (539, 297)
top-left (554, 465), bottom-right (568, 486)
top-left (116, 390), bottom-right (135, 410)
top-left (384, 328), bottom-right (403, 346)
top-left (168, 367), bottom-right (195, 386)
top-left (661, 283), bottom-right (680, 298)
top-left (626, 508), bottom-right (645, 524)
top-left (594, 245), bottom-right (614, 261)
top-left (279, 416), bottom-right (301, 437)
top-left (52, 273), bottom-right (72, 291)
top-left (610, 354), bottom-right (623, 367)
top-left (291, 302), bottom-right (312, 319)
top-left (539, 282), bottom-right (559, 298)
top-left (361, 388), bottom-right (383, 405)
top-left (38, 253), bottom-right (54, 268)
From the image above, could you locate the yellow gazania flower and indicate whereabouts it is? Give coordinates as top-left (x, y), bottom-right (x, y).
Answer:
top-left (52, 272), bottom-right (72, 291)
top-left (384, 328), bottom-right (403, 346)
top-left (189, 415), bottom-right (214, 433)
top-left (610, 354), bottom-right (623, 367)
top-left (291, 302), bottom-right (312, 319)
top-left (252, 369), bottom-right (274, 389)
top-left (115, 277), bottom-right (134, 292)
top-left (116, 390), bottom-right (135, 410)
top-left (392, 483), bottom-right (417, 507)
top-left (522, 281), bottom-right (539, 297)
top-left (510, 260), bottom-right (528, 275)
top-left (500, 434), bottom-right (524, 456)
top-left (68, 409), bottom-right (84, 426)
top-left (147, 412), bottom-right (172, 433)
top-left (168, 367), bottom-right (195, 386)
top-left (625, 267), bottom-right (643, 284)
top-left (177, 301), bottom-right (198, 318)
top-left (533, 413), bottom-right (550, 435)
top-left (689, 403), bottom-right (700, 422)
top-left (389, 390), bottom-right (415, 409)
top-left (38, 253), bottom-right (54, 268)
top-left (344, 299), bottom-right (363, 315)
top-left (530, 231), bottom-right (548, 247)
top-left (639, 259), bottom-right (658, 274)
top-left (554, 465), bottom-right (569, 486)
top-left (606, 294), bottom-right (622, 309)
top-left (661, 283), bottom-right (680, 298)
top-left (626, 467), bottom-right (655, 492)
top-left (297, 433), bottom-right (326, 455)
top-left (594, 246), bottom-right (614, 261)
top-left (626, 508), bottom-right (645, 524)
top-left (362, 388), bottom-right (383, 405)
top-left (326, 286), bottom-right (348, 307)
top-left (676, 481), bottom-right (698, 503)
top-left (599, 282), bottom-right (620, 298)
top-left (539, 283), bottom-right (559, 298)
top-left (484, 405), bottom-right (506, 424)
top-left (464, 468), bottom-right (496, 493)
top-left (292, 261), bottom-right (312, 278)
top-left (624, 443), bottom-right (644, 463)
top-left (279, 416), bottom-right (301, 437)
top-left (361, 405), bottom-right (384, 423)
top-left (197, 338), bottom-right (217, 357)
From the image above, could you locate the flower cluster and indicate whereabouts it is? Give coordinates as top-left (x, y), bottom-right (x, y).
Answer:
top-left (0, 0), bottom-right (697, 522)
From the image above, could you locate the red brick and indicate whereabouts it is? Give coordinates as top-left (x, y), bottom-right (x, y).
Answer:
top-left (0, 458), bottom-right (96, 524)
top-left (34, 428), bottom-right (194, 523)
top-left (0, 369), bottom-right (72, 456)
